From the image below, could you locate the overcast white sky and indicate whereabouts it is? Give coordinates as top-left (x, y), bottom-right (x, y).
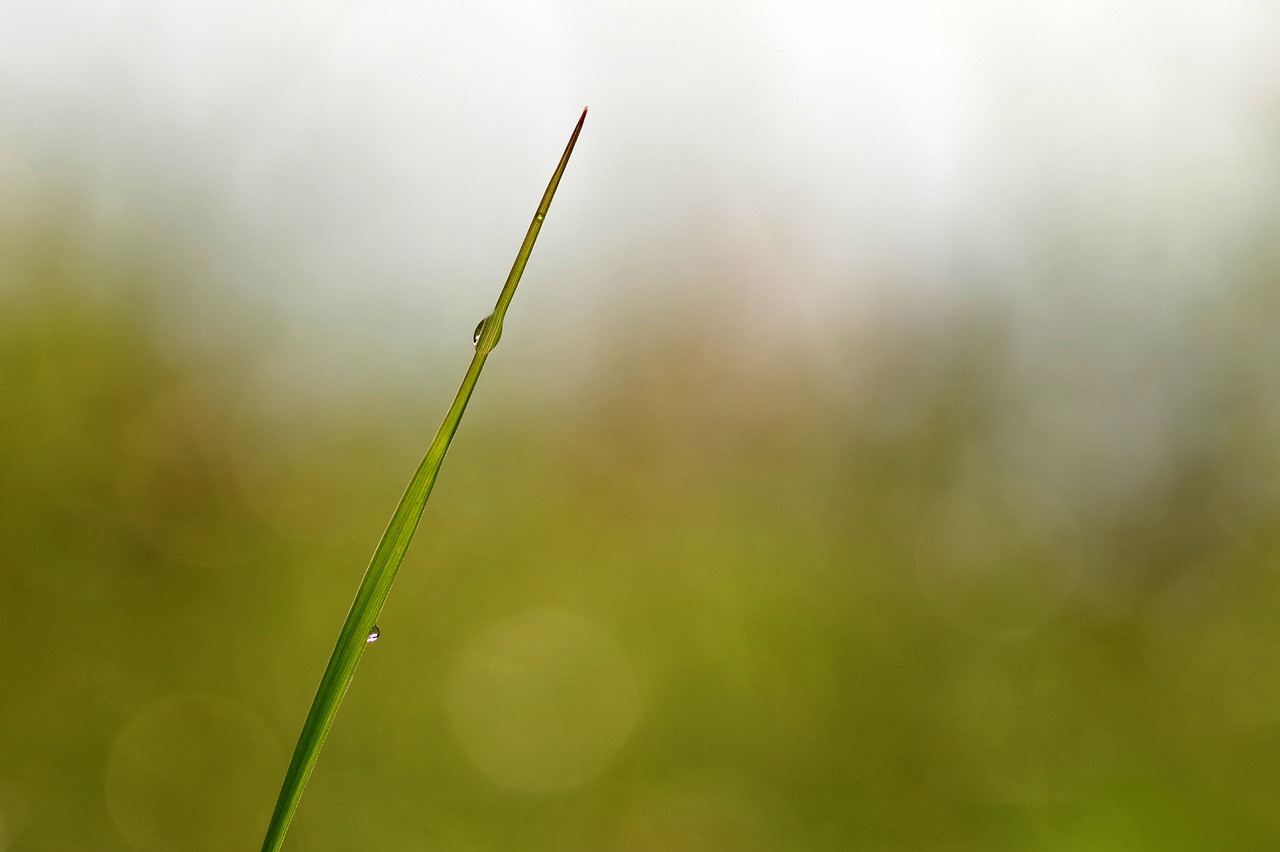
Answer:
top-left (1, 0), bottom-right (1277, 364)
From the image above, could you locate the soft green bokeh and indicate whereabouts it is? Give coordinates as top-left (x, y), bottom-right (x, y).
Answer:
top-left (3, 203), bottom-right (1280, 850)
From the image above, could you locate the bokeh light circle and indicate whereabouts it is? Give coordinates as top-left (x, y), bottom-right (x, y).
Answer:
top-left (445, 609), bottom-right (641, 792)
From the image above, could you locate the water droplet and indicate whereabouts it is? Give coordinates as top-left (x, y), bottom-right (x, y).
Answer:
top-left (473, 315), bottom-right (491, 347)
top-left (367, 625), bottom-right (380, 643)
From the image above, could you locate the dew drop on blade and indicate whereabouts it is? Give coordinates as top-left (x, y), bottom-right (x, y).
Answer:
top-left (473, 315), bottom-right (490, 347)
top-left (367, 625), bottom-right (380, 643)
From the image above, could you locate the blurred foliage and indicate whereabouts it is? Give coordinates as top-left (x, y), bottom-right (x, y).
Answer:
top-left (3, 216), bottom-right (1280, 852)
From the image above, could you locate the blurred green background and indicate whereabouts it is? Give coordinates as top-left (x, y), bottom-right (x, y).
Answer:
top-left (3, 1), bottom-right (1280, 850)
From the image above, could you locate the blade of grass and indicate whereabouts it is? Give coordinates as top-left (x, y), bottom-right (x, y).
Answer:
top-left (260, 107), bottom-right (588, 852)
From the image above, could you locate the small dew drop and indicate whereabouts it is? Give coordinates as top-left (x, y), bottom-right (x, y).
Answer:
top-left (367, 625), bottom-right (380, 643)
top-left (473, 315), bottom-right (491, 347)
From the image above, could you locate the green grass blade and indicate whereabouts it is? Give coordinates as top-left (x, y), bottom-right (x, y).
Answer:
top-left (260, 107), bottom-right (587, 852)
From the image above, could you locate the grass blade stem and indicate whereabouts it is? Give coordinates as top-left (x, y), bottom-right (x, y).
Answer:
top-left (259, 107), bottom-right (587, 852)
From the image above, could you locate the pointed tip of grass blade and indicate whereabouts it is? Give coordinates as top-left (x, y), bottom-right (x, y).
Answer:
top-left (568, 107), bottom-right (588, 152)
top-left (568, 106), bottom-right (586, 158)
top-left (477, 107), bottom-right (587, 359)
